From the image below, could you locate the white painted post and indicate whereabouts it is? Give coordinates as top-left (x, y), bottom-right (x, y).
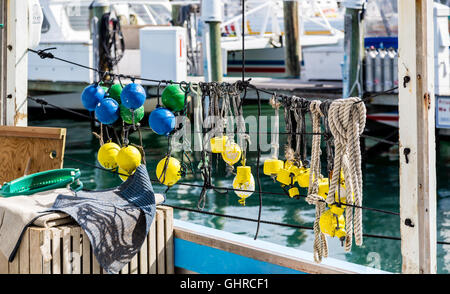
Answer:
top-left (3, 0), bottom-right (29, 126)
top-left (398, 0), bottom-right (437, 274)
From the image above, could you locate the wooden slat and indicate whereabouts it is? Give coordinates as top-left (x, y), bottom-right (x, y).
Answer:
top-left (42, 229), bottom-right (51, 274)
top-left (0, 126), bottom-right (66, 139)
top-left (148, 216), bottom-right (157, 274)
top-left (8, 251), bottom-right (19, 274)
top-left (159, 206), bottom-right (174, 274)
top-left (71, 227), bottom-right (81, 274)
top-left (51, 228), bottom-right (61, 274)
top-left (130, 253), bottom-right (138, 274)
top-left (29, 229), bottom-right (42, 274)
top-left (92, 250), bottom-right (101, 274)
top-left (81, 230), bottom-right (91, 274)
top-left (19, 229), bottom-right (30, 274)
top-left (139, 236), bottom-right (148, 274)
top-left (120, 262), bottom-right (129, 274)
top-left (0, 252), bottom-right (8, 274)
top-left (156, 210), bottom-right (165, 274)
top-left (62, 227), bottom-right (71, 274)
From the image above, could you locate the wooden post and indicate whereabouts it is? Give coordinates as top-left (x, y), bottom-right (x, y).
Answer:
top-left (398, 0), bottom-right (436, 274)
top-left (343, 5), bottom-right (364, 97)
top-left (208, 21), bottom-right (223, 82)
top-left (201, 0), bottom-right (223, 82)
top-left (1, 0), bottom-right (29, 126)
top-left (283, 0), bottom-right (301, 78)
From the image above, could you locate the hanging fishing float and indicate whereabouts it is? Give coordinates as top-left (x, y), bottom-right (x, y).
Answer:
top-left (232, 166), bottom-right (255, 205)
top-left (263, 95), bottom-right (284, 177)
top-left (221, 141), bottom-right (242, 166)
top-left (95, 98), bottom-right (120, 125)
top-left (116, 145), bottom-right (142, 174)
top-left (81, 84), bottom-right (105, 111)
top-left (97, 141), bottom-right (121, 170)
top-left (120, 82), bottom-right (146, 110)
top-left (161, 84), bottom-right (186, 112)
top-left (156, 156), bottom-right (182, 186)
top-left (120, 105), bottom-right (145, 124)
top-left (148, 107), bottom-right (176, 136)
top-left (108, 83), bottom-right (124, 104)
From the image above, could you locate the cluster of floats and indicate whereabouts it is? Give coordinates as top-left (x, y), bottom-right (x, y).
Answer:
top-left (80, 80), bottom-right (352, 249)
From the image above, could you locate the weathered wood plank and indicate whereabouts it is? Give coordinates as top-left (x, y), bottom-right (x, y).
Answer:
top-left (92, 251), bottom-right (101, 274)
top-left (29, 229), bottom-right (42, 274)
top-left (148, 215), bottom-right (157, 274)
top-left (19, 229), bottom-right (30, 274)
top-left (0, 251), bottom-right (8, 274)
top-left (71, 227), bottom-right (81, 274)
top-left (62, 227), bottom-right (71, 274)
top-left (159, 206), bottom-right (174, 274)
top-left (139, 235), bottom-right (148, 274)
top-left (81, 230), bottom-right (91, 274)
top-left (156, 210), bottom-right (165, 274)
top-left (120, 263), bottom-right (129, 274)
top-left (398, 0), bottom-right (437, 274)
top-left (51, 228), bottom-right (61, 274)
top-left (8, 251), bottom-right (19, 274)
top-left (130, 253), bottom-right (138, 274)
top-left (42, 229), bottom-right (51, 274)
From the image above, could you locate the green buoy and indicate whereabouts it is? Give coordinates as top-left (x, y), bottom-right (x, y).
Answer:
top-left (120, 104), bottom-right (144, 124)
top-left (161, 84), bottom-right (185, 112)
top-left (109, 83), bottom-right (123, 104)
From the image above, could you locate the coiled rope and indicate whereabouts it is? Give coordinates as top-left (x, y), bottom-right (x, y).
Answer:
top-left (306, 100), bottom-right (328, 263)
top-left (328, 97), bottom-right (367, 248)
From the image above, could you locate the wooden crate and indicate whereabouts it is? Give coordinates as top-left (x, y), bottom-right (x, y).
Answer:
top-left (0, 206), bottom-right (174, 274)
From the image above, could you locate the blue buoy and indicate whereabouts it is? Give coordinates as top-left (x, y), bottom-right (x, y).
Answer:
top-left (81, 84), bottom-right (105, 111)
top-left (120, 83), bottom-right (146, 110)
top-left (149, 107), bottom-right (176, 136)
top-left (95, 98), bottom-right (120, 125)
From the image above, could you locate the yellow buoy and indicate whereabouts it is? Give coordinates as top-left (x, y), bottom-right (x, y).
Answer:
top-left (221, 142), bottom-right (242, 165)
top-left (118, 167), bottom-right (135, 182)
top-left (116, 145), bottom-right (142, 174)
top-left (318, 178), bottom-right (329, 199)
top-left (97, 142), bottom-right (121, 170)
top-left (263, 158), bottom-right (284, 176)
top-left (232, 166), bottom-right (255, 205)
top-left (319, 209), bottom-right (346, 240)
top-left (156, 156), bottom-right (181, 186)
top-left (210, 136), bottom-right (228, 153)
top-left (288, 187), bottom-right (300, 198)
top-left (276, 168), bottom-right (295, 186)
top-left (296, 167), bottom-right (311, 188)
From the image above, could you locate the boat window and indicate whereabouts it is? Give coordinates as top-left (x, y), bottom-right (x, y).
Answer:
top-left (66, 4), bottom-right (90, 31)
top-left (41, 11), bottom-right (50, 34)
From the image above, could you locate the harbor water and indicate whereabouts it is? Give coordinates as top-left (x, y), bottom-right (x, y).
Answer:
top-left (29, 103), bottom-right (450, 274)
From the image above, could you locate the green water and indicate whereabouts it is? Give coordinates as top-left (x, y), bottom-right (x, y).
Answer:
top-left (29, 103), bottom-right (450, 274)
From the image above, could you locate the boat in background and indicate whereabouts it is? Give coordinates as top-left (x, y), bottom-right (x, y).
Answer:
top-left (28, 0), bottom-right (347, 113)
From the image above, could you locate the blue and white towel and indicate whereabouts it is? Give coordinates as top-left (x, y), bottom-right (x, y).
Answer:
top-left (47, 164), bottom-right (160, 274)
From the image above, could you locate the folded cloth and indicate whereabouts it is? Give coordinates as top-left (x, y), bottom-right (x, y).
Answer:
top-left (0, 188), bottom-right (74, 262)
top-left (47, 164), bottom-right (161, 274)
